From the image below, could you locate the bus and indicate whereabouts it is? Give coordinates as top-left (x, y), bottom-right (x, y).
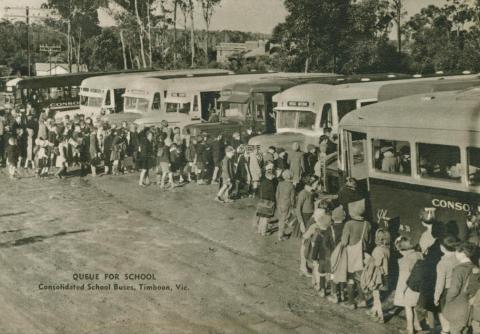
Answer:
top-left (248, 74), bottom-right (480, 153)
top-left (338, 88), bottom-right (480, 242)
top-left (77, 69), bottom-right (232, 120)
top-left (0, 70), bottom-right (160, 113)
top-left (132, 72), bottom-right (298, 127)
top-left (217, 73), bottom-right (341, 134)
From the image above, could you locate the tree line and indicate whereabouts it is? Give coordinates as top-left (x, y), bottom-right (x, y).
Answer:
top-left (0, 0), bottom-right (479, 76)
top-left (271, 0), bottom-right (480, 74)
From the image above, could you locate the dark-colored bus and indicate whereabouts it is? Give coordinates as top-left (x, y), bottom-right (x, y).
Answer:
top-left (339, 88), bottom-right (480, 242)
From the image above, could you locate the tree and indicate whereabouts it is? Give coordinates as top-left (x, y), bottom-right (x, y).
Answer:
top-left (87, 28), bottom-right (124, 71)
top-left (198, 0), bottom-right (221, 66)
top-left (389, 0), bottom-right (407, 53)
top-left (187, 0), bottom-right (195, 67)
top-left (43, 0), bottom-right (103, 71)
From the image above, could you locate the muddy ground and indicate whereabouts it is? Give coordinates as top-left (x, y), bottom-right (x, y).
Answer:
top-left (0, 170), bottom-right (407, 334)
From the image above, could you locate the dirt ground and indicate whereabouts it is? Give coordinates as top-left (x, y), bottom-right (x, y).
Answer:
top-left (0, 170), bottom-right (406, 334)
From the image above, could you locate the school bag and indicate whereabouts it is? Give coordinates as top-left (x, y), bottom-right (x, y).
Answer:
top-left (406, 259), bottom-right (426, 292)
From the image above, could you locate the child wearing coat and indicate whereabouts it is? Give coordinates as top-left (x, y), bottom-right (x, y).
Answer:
top-left (394, 236), bottom-right (423, 334)
top-left (434, 235), bottom-right (460, 334)
top-left (24, 127), bottom-right (35, 169)
top-left (362, 229), bottom-right (391, 323)
top-left (307, 211), bottom-right (334, 297)
top-left (5, 137), bottom-right (19, 179)
top-left (328, 206), bottom-right (346, 303)
top-left (444, 242), bottom-right (478, 334)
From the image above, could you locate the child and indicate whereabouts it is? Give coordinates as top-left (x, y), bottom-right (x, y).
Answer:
top-left (216, 146), bottom-right (235, 203)
top-left (434, 235), bottom-right (460, 334)
top-left (275, 148), bottom-right (288, 178)
top-left (362, 229), bottom-right (391, 323)
top-left (444, 242), bottom-right (478, 334)
top-left (184, 137), bottom-right (197, 183)
top-left (393, 236), bottom-right (423, 334)
top-left (305, 144), bottom-right (318, 176)
top-left (156, 139), bottom-right (174, 189)
top-left (275, 170), bottom-right (295, 241)
top-left (307, 211), bottom-right (334, 297)
top-left (169, 142), bottom-right (181, 186)
top-left (314, 142), bottom-right (328, 191)
top-left (249, 146), bottom-right (263, 198)
top-left (24, 127), bottom-right (35, 169)
top-left (55, 136), bottom-right (69, 178)
top-left (5, 137), bottom-right (19, 179)
top-left (255, 167), bottom-right (277, 236)
top-left (328, 206), bottom-right (346, 303)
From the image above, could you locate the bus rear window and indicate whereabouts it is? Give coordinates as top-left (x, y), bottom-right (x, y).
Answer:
top-left (468, 147), bottom-right (480, 186)
top-left (277, 111), bottom-right (296, 129)
top-left (372, 139), bottom-right (411, 175)
top-left (418, 143), bottom-right (461, 182)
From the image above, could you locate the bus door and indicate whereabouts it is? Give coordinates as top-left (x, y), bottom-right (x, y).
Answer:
top-left (114, 89), bottom-right (125, 113)
top-left (200, 91), bottom-right (219, 121)
top-left (264, 93), bottom-right (276, 133)
top-left (345, 130), bottom-right (368, 182)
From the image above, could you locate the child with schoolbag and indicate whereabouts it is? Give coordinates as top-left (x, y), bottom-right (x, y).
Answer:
top-left (394, 236), bottom-right (423, 334)
top-left (444, 242), bottom-right (478, 334)
top-left (361, 229), bottom-right (390, 323)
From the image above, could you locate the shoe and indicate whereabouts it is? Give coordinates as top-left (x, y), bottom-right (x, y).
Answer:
top-left (215, 197), bottom-right (224, 203)
top-left (318, 290), bottom-right (326, 297)
top-left (343, 302), bottom-right (356, 310)
top-left (327, 295), bottom-right (339, 303)
top-left (224, 199), bottom-right (233, 203)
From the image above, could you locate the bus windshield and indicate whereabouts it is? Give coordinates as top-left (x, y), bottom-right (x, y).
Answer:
top-left (277, 110), bottom-right (316, 130)
top-left (124, 97), bottom-right (150, 112)
top-left (166, 103), bottom-right (191, 114)
top-left (80, 96), bottom-right (103, 107)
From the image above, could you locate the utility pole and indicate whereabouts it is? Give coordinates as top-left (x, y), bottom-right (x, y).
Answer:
top-left (40, 45), bottom-right (62, 74)
top-left (4, 6), bottom-right (56, 76)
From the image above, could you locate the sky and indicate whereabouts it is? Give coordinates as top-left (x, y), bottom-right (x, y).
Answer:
top-left (0, 0), bottom-right (448, 35)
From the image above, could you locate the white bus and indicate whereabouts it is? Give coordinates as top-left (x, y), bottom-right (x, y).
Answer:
top-left (70, 69), bottom-right (231, 120)
top-left (132, 72), bottom-right (295, 127)
top-left (249, 74), bottom-right (480, 152)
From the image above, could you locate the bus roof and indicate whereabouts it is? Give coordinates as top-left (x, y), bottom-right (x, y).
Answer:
top-left (341, 88), bottom-right (480, 133)
top-left (274, 81), bottom-right (388, 110)
top-left (378, 77), bottom-right (480, 101)
top-left (80, 69), bottom-right (229, 89)
top-left (164, 73), bottom-right (284, 93)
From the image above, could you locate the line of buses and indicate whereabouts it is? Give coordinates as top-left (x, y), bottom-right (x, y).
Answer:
top-left (1, 68), bottom-right (480, 241)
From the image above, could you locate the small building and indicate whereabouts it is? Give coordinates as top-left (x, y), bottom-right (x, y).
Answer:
top-left (34, 63), bottom-right (88, 76)
top-left (216, 40), bottom-right (269, 63)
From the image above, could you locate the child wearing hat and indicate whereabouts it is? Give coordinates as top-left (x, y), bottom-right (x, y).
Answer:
top-left (362, 229), bottom-right (391, 323)
top-left (288, 142), bottom-right (305, 186)
top-left (341, 199), bottom-right (372, 309)
top-left (306, 211), bottom-right (334, 297)
top-left (393, 236), bottom-right (423, 334)
top-left (275, 148), bottom-right (288, 178)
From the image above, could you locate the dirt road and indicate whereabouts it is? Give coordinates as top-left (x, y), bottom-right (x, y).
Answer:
top-left (0, 171), bottom-right (405, 334)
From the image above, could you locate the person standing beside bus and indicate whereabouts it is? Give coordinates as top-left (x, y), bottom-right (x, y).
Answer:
top-left (138, 131), bottom-right (155, 187)
top-left (216, 146), bottom-right (235, 203)
top-left (341, 199), bottom-right (371, 309)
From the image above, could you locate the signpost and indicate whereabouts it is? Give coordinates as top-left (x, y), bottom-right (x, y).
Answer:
top-left (39, 45), bottom-right (62, 75)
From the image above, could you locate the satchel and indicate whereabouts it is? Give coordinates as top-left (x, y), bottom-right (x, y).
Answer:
top-left (406, 259), bottom-right (425, 292)
top-left (256, 199), bottom-right (275, 217)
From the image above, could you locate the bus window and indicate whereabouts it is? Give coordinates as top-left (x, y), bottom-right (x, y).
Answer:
top-left (256, 104), bottom-right (264, 120)
top-left (179, 103), bottom-right (191, 114)
top-left (468, 147), bottom-right (480, 185)
top-left (152, 93), bottom-right (161, 110)
top-left (125, 97), bottom-right (137, 110)
top-left (193, 95), bottom-right (199, 112)
top-left (372, 139), bottom-right (411, 175)
top-left (346, 131), bottom-right (368, 180)
top-left (80, 96), bottom-right (88, 106)
top-left (417, 143), bottom-right (461, 182)
top-left (320, 103), bottom-right (332, 128)
top-left (277, 111), bottom-right (296, 129)
top-left (337, 100), bottom-right (357, 121)
top-left (105, 90), bottom-right (111, 106)
top-left (166, 103), bottom-right (178, 113)
top-left (298, 111), bottom-right (316, 130)
top-left (137, 98), bottom-right (149, 112)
